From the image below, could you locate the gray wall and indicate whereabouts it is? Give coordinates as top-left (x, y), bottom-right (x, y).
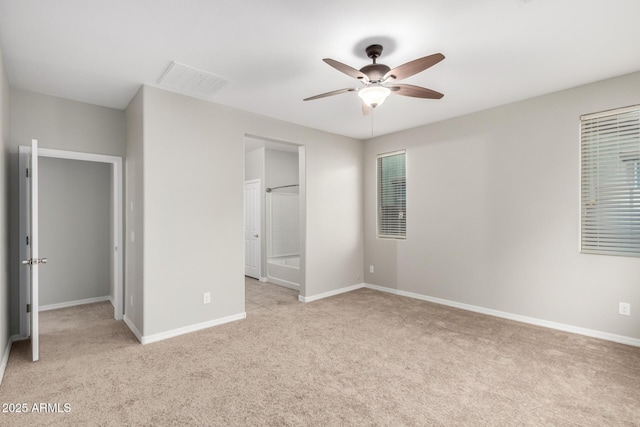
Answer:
top-left (244, 147), bottom-right (264, 182)
top-left (0, 49), bottom-right (11, 356)
top-left (124, 88), bottom-right (144, 334)
top-left (8, 88), bottom-right (126, 334)
top-left (133, 85), bottom-right (363, 337)
top-left (265, 149), bottom-right (298, 189)
top-left (39, 157), bottom-right (111, 306)
top-left (364, 71), bottom-right (640, 340)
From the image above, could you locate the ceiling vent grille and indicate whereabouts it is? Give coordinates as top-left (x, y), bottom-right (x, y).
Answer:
top-left (157, 61), bottom-right (229, 99)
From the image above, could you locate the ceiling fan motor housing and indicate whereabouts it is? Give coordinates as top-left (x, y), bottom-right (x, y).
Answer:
top-left (361, 44), bottom-right (391, 82)
top-left (360, 63), bottom-right (390, 82)
top-left (365, 44), bottom-right (384, 59)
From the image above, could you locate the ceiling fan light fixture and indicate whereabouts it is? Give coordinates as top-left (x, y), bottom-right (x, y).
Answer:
top-left (305, 45), bottom-right (444, 114)
top-left (358, 85), bottom-right (391, 108)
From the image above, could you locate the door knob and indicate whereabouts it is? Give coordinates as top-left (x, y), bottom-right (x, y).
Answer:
top-left (253, 234), bottom-right (259, 238)
top-left (22, 259), bottom-right (30, 266)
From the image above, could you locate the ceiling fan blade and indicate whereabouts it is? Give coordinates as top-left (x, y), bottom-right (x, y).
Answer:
top-left (389, 84), bottom-right (444, 99)
top-left (323, 58), bottom-right (369, 82)
top-left (303, 88), bottom-right (356, 101)
top-left (362, 102), bottom-right (372, 116)
top-left (383, 53), bottom-right (445, 81)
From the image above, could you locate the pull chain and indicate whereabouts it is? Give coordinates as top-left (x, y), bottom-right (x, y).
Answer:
top-left (371, 108), bottom-right (374, 137)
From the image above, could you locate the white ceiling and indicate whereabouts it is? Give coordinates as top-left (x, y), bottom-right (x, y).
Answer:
top-left (1, 0), bottom-right (639, 140)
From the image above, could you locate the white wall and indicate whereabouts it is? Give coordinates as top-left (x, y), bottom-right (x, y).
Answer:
top-left (8, 88), bottom-right (126, 334)
top-left (133, 85), bottom-right (363, 337)
top-left (0, 48), bottom-right (11, 365)
top-left (39, 157), bottom-right (111, 306)
top-left (364, 71), bottom-right (640, 340)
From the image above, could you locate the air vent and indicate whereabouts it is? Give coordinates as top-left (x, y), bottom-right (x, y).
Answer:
top-left (157, 61), bottom-right (229, 99)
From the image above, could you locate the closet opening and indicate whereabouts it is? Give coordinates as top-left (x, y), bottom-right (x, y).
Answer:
top-left (18, 147), bottom-right (123, 341)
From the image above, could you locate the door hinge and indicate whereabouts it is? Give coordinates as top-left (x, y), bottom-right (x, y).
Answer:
top-left (26, 236), bottom-right (29, 246)
top-left (26, 304), bottom-right (31, 313)
top-left (26, 168), bottom-right (29, 178)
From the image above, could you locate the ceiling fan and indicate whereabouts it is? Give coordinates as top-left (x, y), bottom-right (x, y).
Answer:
top-left (304, 44), bottom-right (445, 115)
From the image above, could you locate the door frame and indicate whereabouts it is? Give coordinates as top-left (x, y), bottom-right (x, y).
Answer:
top-left (243, 134), bottom-right (306, 296)
top-left (19, 146), bottom-right (123, 338)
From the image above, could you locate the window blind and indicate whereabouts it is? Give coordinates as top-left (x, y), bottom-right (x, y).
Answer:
top-left (580, 105), bottom-right (640, 256)
top-left (377, 150), bottom-right (406, 239)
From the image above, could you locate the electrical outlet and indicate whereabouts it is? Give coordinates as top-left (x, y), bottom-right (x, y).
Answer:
top-left (203, 292), bottom-right (211, 304)
top-left (619, 302), bottom-right (630, 316)
top-left (369, 265), bottom-right (374, 274)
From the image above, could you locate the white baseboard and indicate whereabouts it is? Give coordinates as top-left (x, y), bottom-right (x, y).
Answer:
top-left (267, 276), bottom-right (300, 290)
top-left (0, 335), bottom-right (20, 385)
top-left (123, 315), bottom-right (143, 343)
top-left (140, 312), bottom-right (247, 345)
top-left (40, 295), bottom-right (111, 312)
top-left (299, 283), bottom-right (365, 303)
top-left (364, 283), bottom-right (640, 348)
top-left (259, 277), bottom-right (268, 283)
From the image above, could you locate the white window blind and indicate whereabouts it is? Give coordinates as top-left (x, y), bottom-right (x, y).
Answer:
top-left (580, 105), bottom-right (640, 256)
top-left (377, 150), bottom-right (406, 239)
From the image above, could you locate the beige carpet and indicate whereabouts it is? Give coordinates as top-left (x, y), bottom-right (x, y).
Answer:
top-left (1, 284), bottom-right (639, 426)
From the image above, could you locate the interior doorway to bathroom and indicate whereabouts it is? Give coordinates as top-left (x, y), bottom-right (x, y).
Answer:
top-left (243, 135), bottom-right (305, 312)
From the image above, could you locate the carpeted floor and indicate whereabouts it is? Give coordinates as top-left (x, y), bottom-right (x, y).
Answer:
top-left (244, 277), bottom-right (299, 313)
top-left (1, 283), bottom-right (639, 426)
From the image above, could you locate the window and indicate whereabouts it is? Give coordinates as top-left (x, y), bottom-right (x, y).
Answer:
top-left (377, 150), bottom-right (406, 239)
top-left (580, 105), bottom-right (640, 256)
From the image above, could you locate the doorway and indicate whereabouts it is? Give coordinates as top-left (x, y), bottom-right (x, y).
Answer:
top-left (18, 146), bottom-right (123, 340)
top-left (39, 157), bottom-right (111, 309)
top-left (243, 135), bottom-right (306, 309)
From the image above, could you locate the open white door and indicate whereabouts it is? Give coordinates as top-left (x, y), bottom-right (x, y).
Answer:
top-left (244, 180), bottom-right (261, 279)
top-left (20, 140), bottom-right (45, 362)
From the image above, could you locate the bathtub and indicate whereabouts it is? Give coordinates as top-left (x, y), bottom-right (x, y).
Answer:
top-left (267, 256), bottom-right (300, 290)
